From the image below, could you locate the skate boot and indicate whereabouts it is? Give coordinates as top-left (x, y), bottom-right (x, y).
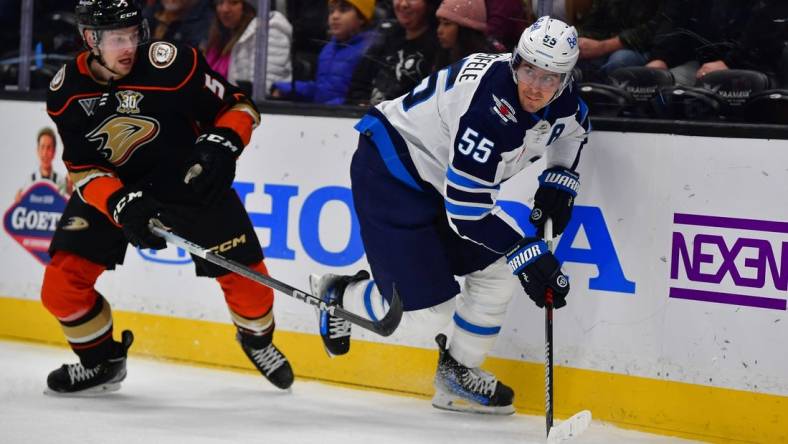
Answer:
top-left (431, 334), bottom-right (515, 415)
top-left (309, 270), bottom-right (369, 357)
top-left (46, 330), bottom-right (134, 396)
top-left (237, 330), bottom-right (294, 390)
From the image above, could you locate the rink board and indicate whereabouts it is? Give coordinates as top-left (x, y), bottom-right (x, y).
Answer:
top-left (0, 100), bottom-right (786, 443)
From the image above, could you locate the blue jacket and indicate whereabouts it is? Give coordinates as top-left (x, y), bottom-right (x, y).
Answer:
top-left (274, 30), bottom-right (374, 105)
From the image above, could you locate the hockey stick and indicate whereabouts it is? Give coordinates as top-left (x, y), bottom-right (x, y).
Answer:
top-left (148, 222), bottom-right (403, 337)
top-left (544, 218), bottom-right (556, 437)
top-left (543, 218), bottom-right (592, 443)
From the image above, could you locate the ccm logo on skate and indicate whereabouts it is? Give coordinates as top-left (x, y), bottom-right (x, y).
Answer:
top-left (669, 213), bottom-right (787, 311)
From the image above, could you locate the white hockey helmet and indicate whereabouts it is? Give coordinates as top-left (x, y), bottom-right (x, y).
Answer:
top-left (510, 16), bottom-right (579, 99)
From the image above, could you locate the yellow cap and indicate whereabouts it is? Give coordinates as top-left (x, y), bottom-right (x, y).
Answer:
top-left (330, 0), bottom-right (376, 22)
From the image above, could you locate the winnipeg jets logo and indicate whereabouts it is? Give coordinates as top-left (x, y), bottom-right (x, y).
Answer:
top-left (115, 90), bottom-right (143, 114)
top-left (491, 94), bottom-right (518, 124)
top-left (86, 115), bottom-right (160, 166)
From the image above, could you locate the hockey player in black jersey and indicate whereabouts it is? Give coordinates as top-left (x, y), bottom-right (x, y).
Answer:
top-left (42, 0), bottom-right (293, 394)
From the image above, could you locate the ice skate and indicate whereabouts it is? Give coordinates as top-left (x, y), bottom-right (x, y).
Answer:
top-left (237, 331), bottom-right (294, 390)
top-left (431, 334), bottom-right (515, 415)
top-left (309, 270), bottom-right (369, 357)
top-left (46, 330), bottom-right (134, 396)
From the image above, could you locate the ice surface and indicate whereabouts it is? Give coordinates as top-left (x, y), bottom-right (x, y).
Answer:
top-left (0, 340), bottom-right (699, 444)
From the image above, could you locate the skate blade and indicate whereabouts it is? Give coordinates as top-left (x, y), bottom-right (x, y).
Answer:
top-left (431, 390), bottom-right (515, 415)
top-left (44, 382), bottom-right (122, 397)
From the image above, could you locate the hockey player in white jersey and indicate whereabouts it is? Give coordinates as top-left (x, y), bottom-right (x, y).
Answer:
top-left (311, 16), bottom-right (589, 414)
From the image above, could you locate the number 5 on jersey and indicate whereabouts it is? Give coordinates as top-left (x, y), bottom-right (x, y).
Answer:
top-left (457, 127), bottom-right (493, 163)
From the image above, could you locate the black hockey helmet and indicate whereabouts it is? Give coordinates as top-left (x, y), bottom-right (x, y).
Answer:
top-left (75, 0), bottom-right (149, 49)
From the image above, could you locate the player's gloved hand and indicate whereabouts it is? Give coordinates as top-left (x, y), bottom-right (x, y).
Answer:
top-left (183, 127), bottom-right (242, 206)
top-left (529, 167), bottom-right (580, 237)
top-left (107, 187), bottom-right (166, 250)
top-left (505, 237), bottom-right (569, 308)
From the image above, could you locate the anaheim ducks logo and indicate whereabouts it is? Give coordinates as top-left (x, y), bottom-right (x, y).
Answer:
top-left (86, 115), bottom-right (160, 166)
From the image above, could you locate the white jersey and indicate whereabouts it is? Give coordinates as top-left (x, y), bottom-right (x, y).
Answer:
top-left (21, 169), bottom-right (69, 196)
top-left (357, 53), bottom-right (590, 253)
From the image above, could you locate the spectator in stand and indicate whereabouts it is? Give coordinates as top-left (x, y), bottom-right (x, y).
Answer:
top-left (345, 0), bottom-right (440, 106)
top-left (270, 0), bottom-right (375, 104)
top-left (434, 0), bottom-right (491, 69)
top-left (143, 0), bottom-right (214, 49)
top-left (485, 0), bottom-right (527, 52)
top-left (575, 0), bottom-right (660, 82)
top-left (205, 0), bottom-right (292, 93)
top-left (646, 0), bottom-right (787, 86)
top-left (285, 0), bottom-right (329, 81)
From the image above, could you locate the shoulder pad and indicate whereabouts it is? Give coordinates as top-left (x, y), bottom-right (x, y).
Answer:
top-left (46, 58), bottom-right (93, 117)
top-left (125, 41), bottom-right (200, 90)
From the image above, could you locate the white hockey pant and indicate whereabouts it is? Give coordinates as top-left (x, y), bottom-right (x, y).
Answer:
top-left (341, 257), bottom-right (517, 368)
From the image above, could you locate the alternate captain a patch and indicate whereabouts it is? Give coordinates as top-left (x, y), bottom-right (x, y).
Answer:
top-left (149, 41), bottom-right (177, 69)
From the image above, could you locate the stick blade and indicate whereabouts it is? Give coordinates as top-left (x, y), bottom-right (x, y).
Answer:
top-left (546, 410), bottom-right (592, 443)
top-left (371, 283), bottom-right (404, 337)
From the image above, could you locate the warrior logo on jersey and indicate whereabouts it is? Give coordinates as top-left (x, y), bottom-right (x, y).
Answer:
top-left (491, 94), bottom-right (518, 124)
top-left (49, 65), bottom-right (66, 91)
top-left (86, 115), bottom-right (160, 166)
top-left (78, 97), bottom-right (102, 116)
top-left (149, 41), bottom-right (177, 69)
top-left (115, 90), bottom-right (144, 114)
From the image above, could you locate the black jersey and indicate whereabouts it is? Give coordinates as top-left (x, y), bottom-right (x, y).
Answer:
top-left (46, 41), bottom-right (260, 205)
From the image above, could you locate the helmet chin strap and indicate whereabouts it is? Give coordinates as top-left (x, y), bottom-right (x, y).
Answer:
top-left (87, 50), bottom-right (122, 78)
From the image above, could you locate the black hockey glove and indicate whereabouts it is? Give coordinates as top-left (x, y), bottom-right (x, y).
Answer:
top-left (505, 237), bottom-right (570, 308)
top-left (529, 167), bottom-right (580, 237)
top-left (107, 187), bottom-right (166, 250)
top-left (183, 127), bottom-right (243, 206)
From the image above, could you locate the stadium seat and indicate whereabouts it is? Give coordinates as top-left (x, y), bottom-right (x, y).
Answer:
top-left (577, 83), bottom-right (632, 117)
top-left (742, 89), bottom-right (788, 124)
top-left (696, 69), bottom-right (772, 120)
top-left (651, 85), bottom-right (724, 121)
top-left (607, 66), bottom-right (675, 117)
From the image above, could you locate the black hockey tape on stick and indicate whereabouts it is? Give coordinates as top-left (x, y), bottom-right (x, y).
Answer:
top-left (148, 220), bottom-right (403, 337)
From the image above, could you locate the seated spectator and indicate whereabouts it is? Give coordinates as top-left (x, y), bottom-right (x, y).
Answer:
top-left (285, 0), bottom-right (328, 80)
top-left (485, 0), bottom-right (527, 51)
top-left (205, 0), bottom-right (292, 93)
top-left (345, 0), bottom-right (440, 106)
top-left (143, 0), bottom-right (213, 49)
top-left (646, 0), bottom-right (787, 86)
top-left (575, 0), bottom-right (660, 82)
top-left (434, 0), bottom-right (491, 69)
top-left (271, 0), bottom-right (375, 105)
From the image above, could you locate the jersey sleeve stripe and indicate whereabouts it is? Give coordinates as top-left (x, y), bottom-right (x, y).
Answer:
top-left (47, 92), bottom-right (103, 117)
top-left (445, 200), bottom-right (492, 218)
top-left (446, 185), bottom-right (495, 206)
top-left (446, 166), bottom-right (500, 190)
